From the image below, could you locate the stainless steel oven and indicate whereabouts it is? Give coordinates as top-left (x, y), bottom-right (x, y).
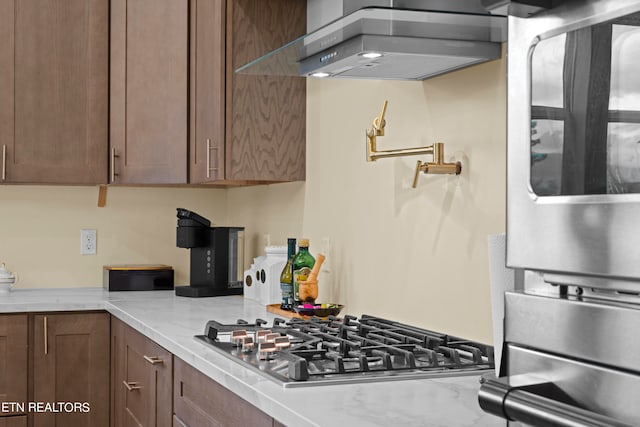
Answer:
top-left (479, 1), bottom-right (640, 426)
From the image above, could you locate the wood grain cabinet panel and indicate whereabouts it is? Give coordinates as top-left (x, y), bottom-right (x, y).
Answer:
top-left (111, 317), bottom-right (172, 427)
top-left (32, 312), bottom-right (110, 427)
top-left (174, 357), bottom-right (273, 427)
top-left (0, 416), bottom-right (27, 427)
top-left (0, 0), bottom-right (108, 184)
top-left (189, 0), bottom-right (226, 183)
top-left (0, 315), bottom-right (27, 417)
top-left (190, 0), bottom-right (307, 184)
top-left (110, 0), bottom-right (188, 184)
top-left (226, 0), bottom-right (307, 182)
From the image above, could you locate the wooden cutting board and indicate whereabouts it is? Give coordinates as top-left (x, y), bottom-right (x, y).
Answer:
top-left (266, 304), bottom-right (310, 319)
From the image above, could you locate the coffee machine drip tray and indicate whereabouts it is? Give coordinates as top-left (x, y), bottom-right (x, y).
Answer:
top-left (175, 208), bottom-right (245, 298)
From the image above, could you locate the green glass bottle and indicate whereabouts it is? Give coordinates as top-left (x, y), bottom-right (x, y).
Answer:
top-left (292, 239), bottom-right (315, 306)
top-left (279, 238), bottom-right (296, 310)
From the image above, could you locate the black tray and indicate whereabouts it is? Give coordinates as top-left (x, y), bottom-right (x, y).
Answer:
top-left (292, 304), bottom-right (344, 317)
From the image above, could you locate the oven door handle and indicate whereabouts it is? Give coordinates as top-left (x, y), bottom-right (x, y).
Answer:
top-left (479, 374), bottom-right (634, 427)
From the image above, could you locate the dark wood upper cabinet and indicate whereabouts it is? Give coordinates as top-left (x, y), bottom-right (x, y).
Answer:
top-left (0, 0), bottom-right (108, 185)
top-left (111, 317), bottom-right (172, 427)
top-left (0, 315), bottom-right (27, 417)
top-left (33, 312), bottom-right (110, 427)
top-left (110, 0), bottom-right (188, 185)
top-left (1, 0), bottom-right (303, 186)
top-left (190, 0), bottom-right (226, 183)
top-left (190, 0), bottom-right (307, 184)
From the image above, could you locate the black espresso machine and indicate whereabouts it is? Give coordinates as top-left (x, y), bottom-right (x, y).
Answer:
top-left (176, 208), bottom-right (245, 297)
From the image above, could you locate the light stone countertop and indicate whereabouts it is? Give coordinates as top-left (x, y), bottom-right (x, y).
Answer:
top-left (0, 288), bottom-right (503, 427)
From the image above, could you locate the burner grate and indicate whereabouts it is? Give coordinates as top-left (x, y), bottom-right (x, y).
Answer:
top-left (195, 314), bottom-right (494, 387)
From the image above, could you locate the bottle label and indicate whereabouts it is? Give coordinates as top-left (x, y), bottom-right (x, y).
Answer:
top-left (293, 267), bottom-right (312, 304)
top-left (280, 282), bottom-right (293, 309)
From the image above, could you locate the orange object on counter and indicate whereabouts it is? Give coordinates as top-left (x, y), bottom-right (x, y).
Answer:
top-left (298, 253), bottom-right (325, 303)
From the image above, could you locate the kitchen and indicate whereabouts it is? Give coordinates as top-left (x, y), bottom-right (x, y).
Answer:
top-left (0, 0), bottom-right (634, 426)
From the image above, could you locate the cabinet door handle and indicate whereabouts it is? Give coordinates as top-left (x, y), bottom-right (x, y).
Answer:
top-left (2, 144), bottom-right (6, 181)
top-left (122, 381), bottom-right (141, 391)
top-left (111, 148), bottom-right (119, 183)
top-left (206, 139), bottom-right (211, 178)
top-left (43, 316), bottom-right (48, 355)
top-left (206, 139), bottom-right (219, 179)
top-left (143, 355), bottom-right (164, 365)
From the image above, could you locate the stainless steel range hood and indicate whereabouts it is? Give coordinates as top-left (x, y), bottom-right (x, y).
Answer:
top-left (236, 1), bottom-right (507, 81)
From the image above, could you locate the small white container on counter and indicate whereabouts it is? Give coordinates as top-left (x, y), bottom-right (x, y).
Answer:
top-left (0, 263), bottom-right (18, 294)
top-left (243, 246), bottom-right (287, 306)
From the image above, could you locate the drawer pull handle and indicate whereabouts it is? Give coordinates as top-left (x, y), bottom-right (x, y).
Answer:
top-left (1, 144), bottom-right (6, 181)
top-left (143, 355), bottom-right (164, 365)
top-left (43, 316), bottom-right (48, 355)
top-left (123, 381), bottom-right (141, 391)
top-left (111, 148), bottom-right (119, 183)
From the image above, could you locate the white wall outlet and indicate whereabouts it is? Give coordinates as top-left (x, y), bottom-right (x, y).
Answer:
top-left (80, 229), bottom-right (97, 255)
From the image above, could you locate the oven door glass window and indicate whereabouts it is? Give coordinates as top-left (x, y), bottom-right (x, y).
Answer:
top-left (530, 14), bottom-right (640, 196)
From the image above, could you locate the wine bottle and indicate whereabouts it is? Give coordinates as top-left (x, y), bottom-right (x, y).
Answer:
top-left (279, 238), bottom-right (296, 310)
top-left (292, 239), bottom-right (315, 306)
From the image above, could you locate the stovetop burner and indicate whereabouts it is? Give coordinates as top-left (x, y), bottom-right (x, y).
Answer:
top-left (195, 314), bottom-right (494, 387)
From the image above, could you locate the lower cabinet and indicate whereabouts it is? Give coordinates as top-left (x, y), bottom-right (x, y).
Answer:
top-left (32, 312), bottom-right (110, 427)
top-left (173, 357), bottom-right (274, 427)
top-left (0, 315), bottom-right (27, 417)
top-left (0, 312), bottom-right (283, 427)
top-left (0, 416), bottom-right (27, 427)
top-left (111, 317), bottom-right (173, 427)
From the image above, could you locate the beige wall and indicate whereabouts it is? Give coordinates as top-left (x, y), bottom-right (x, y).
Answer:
top-left (0, 53), bottom-right (505, 344)
top-left (228, 55), bottom-right (506, 343)
top-left (0, 186), bottom-right (227, 286)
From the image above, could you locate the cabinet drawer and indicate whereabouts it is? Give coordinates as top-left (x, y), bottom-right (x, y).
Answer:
top-left (174, 357), bottom-right (272, 427)
top-left (112, 317), bottom-right (173, 427)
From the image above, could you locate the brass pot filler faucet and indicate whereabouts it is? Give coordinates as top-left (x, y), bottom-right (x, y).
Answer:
top-left (366, 100), bottom-right (461, 188)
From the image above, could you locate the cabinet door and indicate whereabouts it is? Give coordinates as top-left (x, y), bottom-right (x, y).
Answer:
top-left (0, 0), bottom-right (108, 184)
top-left (0, 315), bottom-right (27, 416)
top-left (0, 416), bottom-right (27, 427)
top-left (110, 0), bottom-right (188, 184)
top-left (112, 317), bottom-right (172, 427)
top-left (33, 312), bottom-right (110, 427)
top-left (189, 0), bottom-right (226, 184)
top-left (174, 357), bottom-right (272, 427)
top-left (226, 0), bottom-right (306, 182)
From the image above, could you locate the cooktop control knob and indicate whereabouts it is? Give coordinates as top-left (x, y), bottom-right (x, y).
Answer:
top-left (265, 333), bottom-right (281, 343)
top-left (241, 336), bottom-right (254, 352)
top-left (230, 330), bottom-right (247, 347)
top-left (258, 342), bottom-right (277, 360)
top-left (274, 336), bottom-right (291, 350)
top-left (256, 330), bottom-right (273, 343)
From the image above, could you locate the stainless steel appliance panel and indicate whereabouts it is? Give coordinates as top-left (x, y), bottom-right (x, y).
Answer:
top-left (503, 345), bottom-right (640, 426)
top-left (504, 291), bottom-right (640, 373)
top-left (507, 0), bottom-right (640, 283)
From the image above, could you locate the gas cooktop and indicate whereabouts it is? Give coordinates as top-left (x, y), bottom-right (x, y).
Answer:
top-left (195, 314), bottom-right (494, 388)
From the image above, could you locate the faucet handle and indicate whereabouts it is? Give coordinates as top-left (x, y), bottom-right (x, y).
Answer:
top-left (412, 160), bottom-right (424, 188)
top-left (372, 100), bottom-right (388, 134)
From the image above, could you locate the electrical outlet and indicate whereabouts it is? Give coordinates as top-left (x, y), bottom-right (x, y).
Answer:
top-left (80, 229), bottom-right (97, 255)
